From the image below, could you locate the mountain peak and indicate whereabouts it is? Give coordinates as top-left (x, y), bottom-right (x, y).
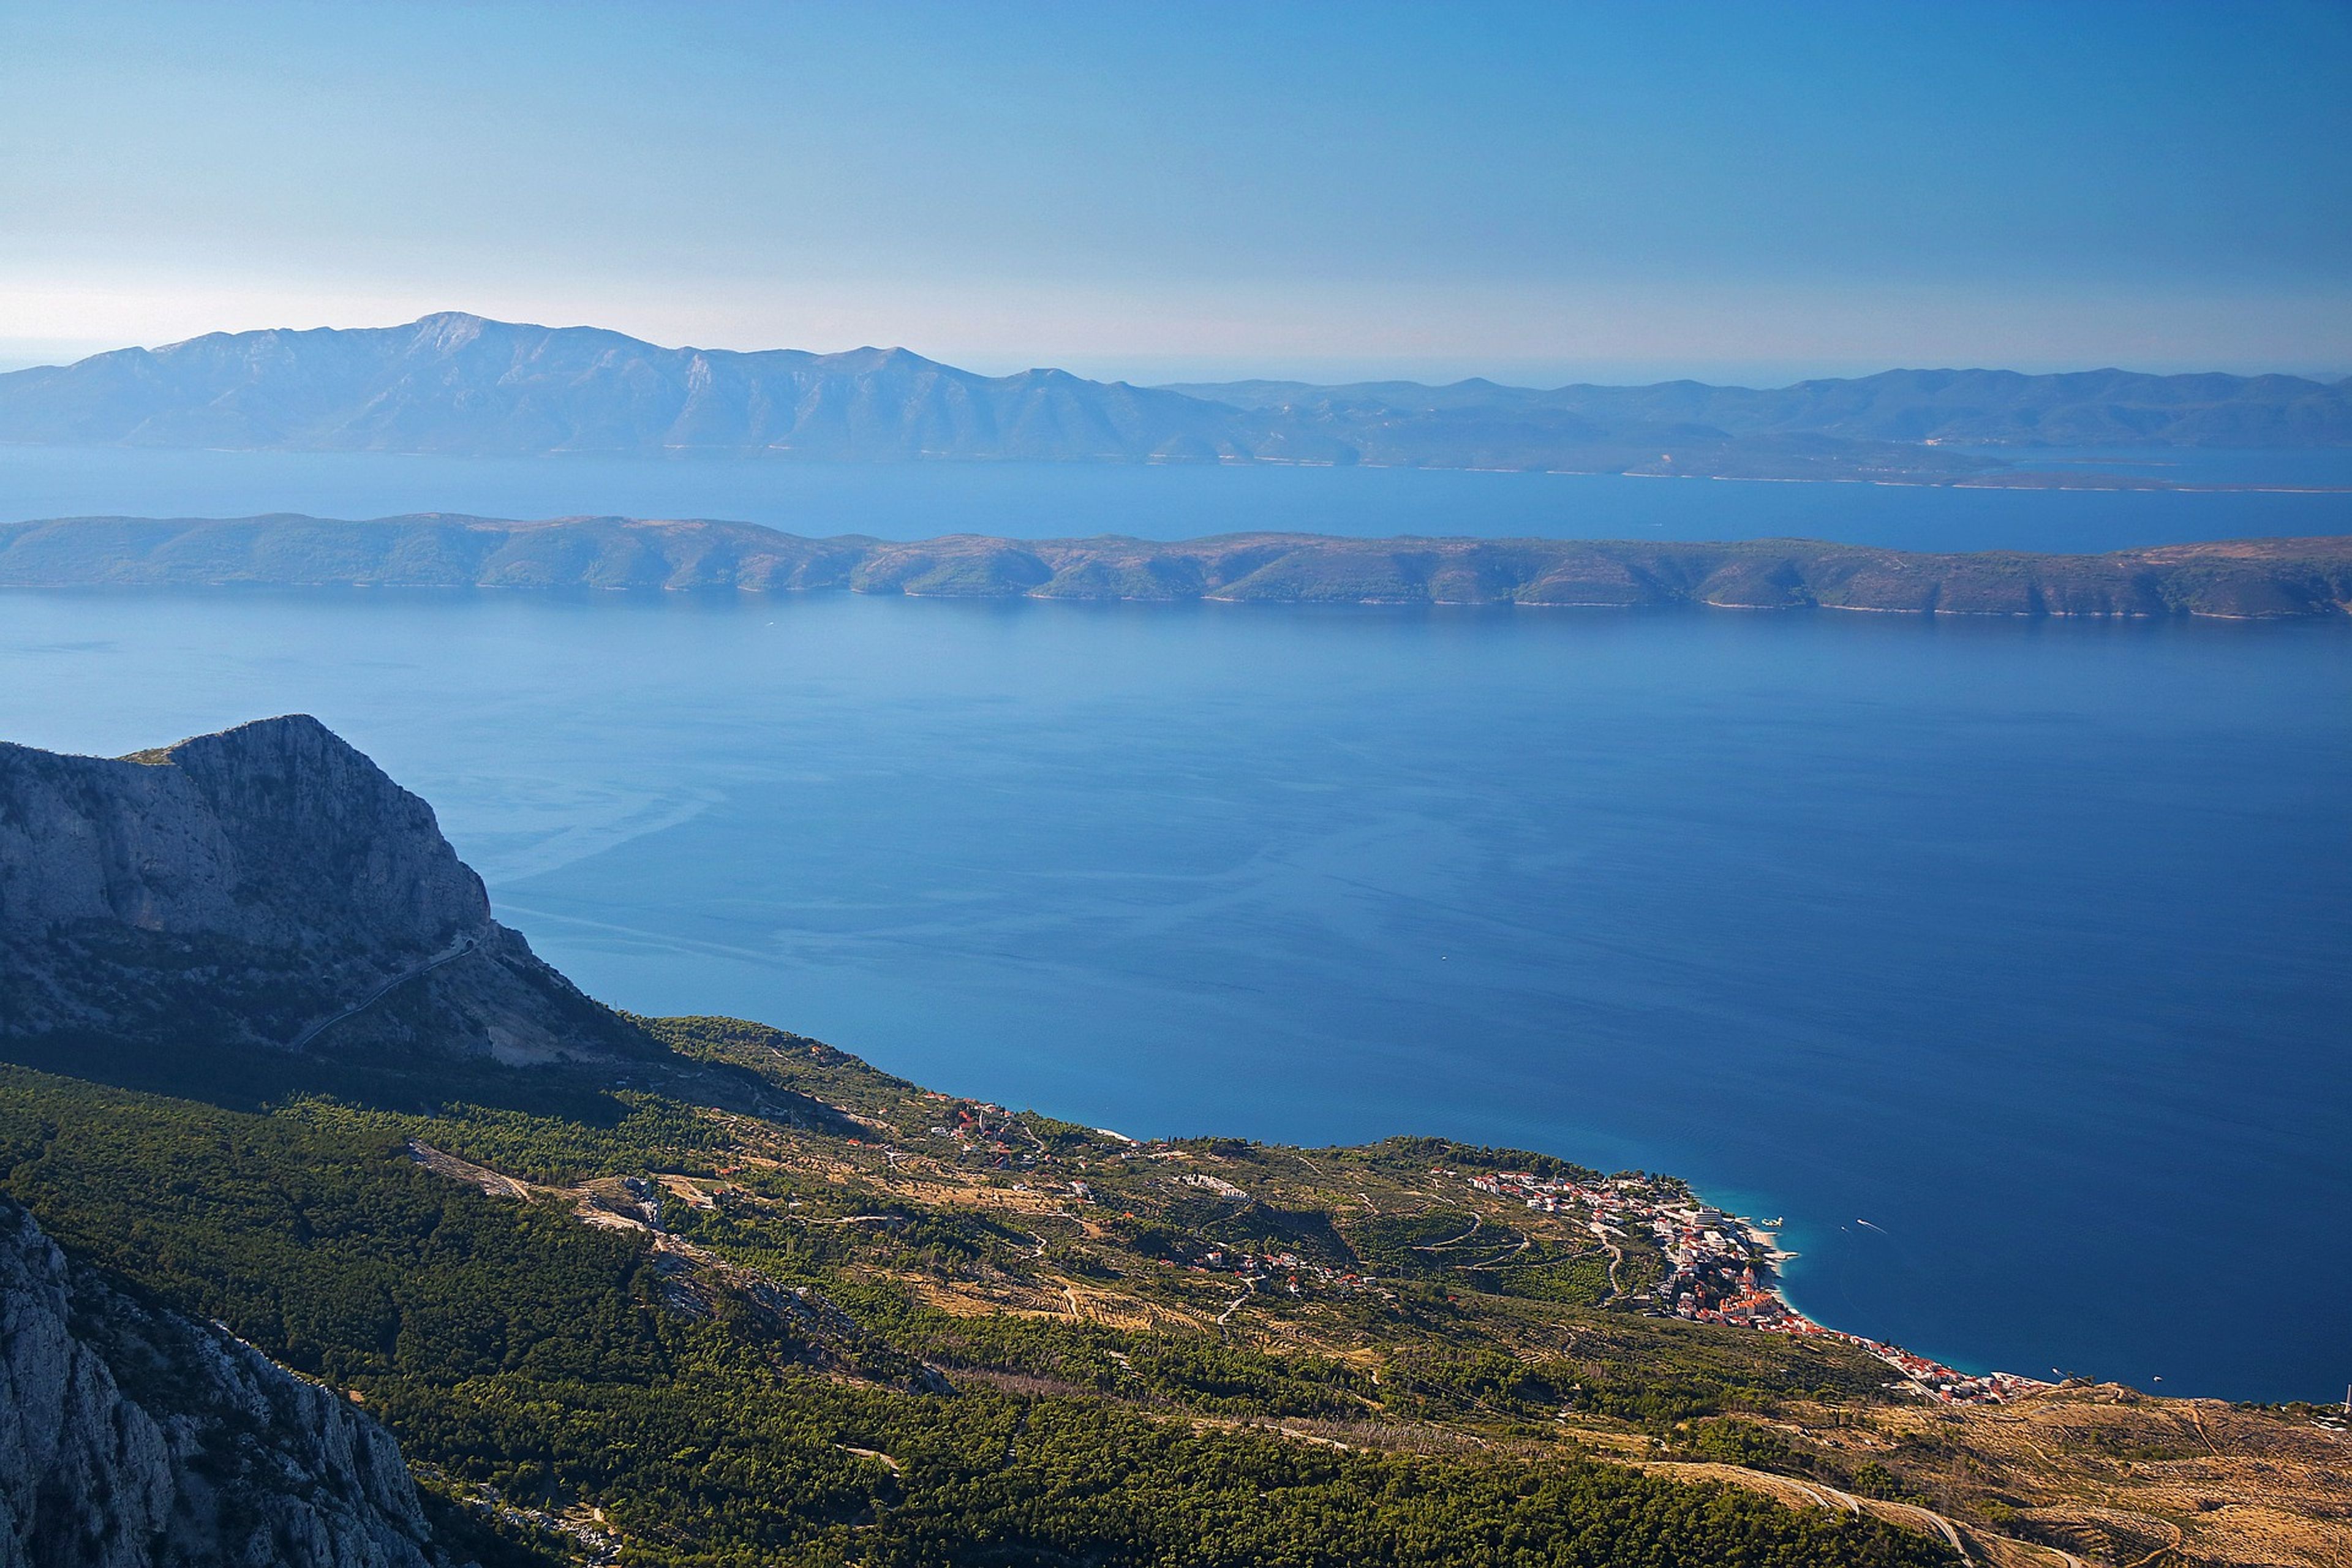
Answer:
top-left (0, 716), bottom-right (644, 1062)
top-left (0, 318), bottom-right (2342, 458)
top-left (403, 309), bottom-right (498, 345)
top-left (121, 710), bottom-right (339, 763)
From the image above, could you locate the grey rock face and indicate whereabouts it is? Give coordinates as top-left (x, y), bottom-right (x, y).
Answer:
top-left (0, 715), bottom-right (637, 1061)
top-left (1, 714), bottom-right (486, 946)
top-left (0, 1199), bottom-right (440, 1568)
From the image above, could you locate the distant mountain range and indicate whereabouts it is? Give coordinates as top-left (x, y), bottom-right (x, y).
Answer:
top-left (0, 314), bottom-right (2345, 478)
top-left (1161, 368), bottom-right (2352, 448)
top-left (6, 512), bottom-right (2346, 617)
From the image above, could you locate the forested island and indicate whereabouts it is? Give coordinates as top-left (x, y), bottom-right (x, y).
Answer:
top-left (5, 513), bottom-right (2350, 618)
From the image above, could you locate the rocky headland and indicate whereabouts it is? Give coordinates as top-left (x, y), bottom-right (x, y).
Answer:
top-left (0, 716), bottom-right (637, 1061)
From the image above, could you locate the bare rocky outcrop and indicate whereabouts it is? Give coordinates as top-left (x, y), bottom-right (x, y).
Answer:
top-left (0, 715), bottom-right (642, 1061)
top-left (0, 1199), bottom-right (444, 1568)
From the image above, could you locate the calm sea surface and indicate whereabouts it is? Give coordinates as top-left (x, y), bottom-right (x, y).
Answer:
top-left (3, 444), bottom-right (2350, 550)
top-left (2, 586), bottom-right (2345, 1402)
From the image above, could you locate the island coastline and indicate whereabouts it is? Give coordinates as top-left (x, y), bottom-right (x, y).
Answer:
top-left (4, 513), bottom-right (2349, 619)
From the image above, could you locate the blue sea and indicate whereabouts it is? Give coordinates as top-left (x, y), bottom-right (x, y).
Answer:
top-left (3, 443), bottom-right (2350, 551)
top-left (2, 573), bottom-right (2345, 1403)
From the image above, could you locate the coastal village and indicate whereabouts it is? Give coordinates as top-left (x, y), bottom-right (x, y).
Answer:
top-left (894, 1090), bottom-right (2042, 1404)
top-left (1453, 1166), bottom-right (2048, 1404)
top-left (439, 1033), bottom-right (2352, 1566)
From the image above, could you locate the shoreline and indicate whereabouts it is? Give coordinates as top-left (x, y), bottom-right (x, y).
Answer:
top-left (1458, 1167), bottom-right (2050, 1405)
top-left (6, 439), bottom-right (2352, 494)
top-left (3, 513), bottom-right (2348, 619)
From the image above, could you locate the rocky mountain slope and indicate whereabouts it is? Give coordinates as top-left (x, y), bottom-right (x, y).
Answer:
top-left (0, 716), bottom-right (639, 1061)
top-left (0, 1198), bottom-right (445, 1568)
top-left (1, 314), bottom-right (2341, 471)
top-left (3, 513), bottom-right (2347, 617)
top-left (0, 314), bottom-right (1250, 463)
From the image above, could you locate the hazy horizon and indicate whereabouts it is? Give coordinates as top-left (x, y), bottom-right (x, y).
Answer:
top-left (3, 308), bottom-right (2348, 393)
top-left (6, 2), bottom-right (2347, 382)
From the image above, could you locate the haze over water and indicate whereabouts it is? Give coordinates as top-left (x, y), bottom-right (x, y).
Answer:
top-left (4, 444), bottom-right (2351, 552)
top-left (4, 578), bottom-right (2345, 1403)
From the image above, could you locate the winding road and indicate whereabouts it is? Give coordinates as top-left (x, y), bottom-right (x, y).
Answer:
top-left (1648, 1462), bottom-right (1982, 1564)
top-left (1216, 1275), bottom-right (1264, 1327)
top-left (287, 932), bottom-right (481, 1049)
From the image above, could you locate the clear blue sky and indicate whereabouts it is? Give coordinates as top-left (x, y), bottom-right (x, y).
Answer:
top-left (2, 1), bottom-right (2346, 383)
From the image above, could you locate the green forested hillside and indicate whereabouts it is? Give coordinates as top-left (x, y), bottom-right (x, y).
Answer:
top-left (0, 1034), bottom-right (1953, 1568)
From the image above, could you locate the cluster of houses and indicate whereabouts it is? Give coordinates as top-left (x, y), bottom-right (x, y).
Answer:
top-left (1450, 1167), bottom-right (2046, 1404)
top-left (1189, 1245), bottom-right (1379, 1298)
top-left (862, 1121), bottom-right (2046, 1404)
top-left (922, 1096), bottom-right (1042, 1170)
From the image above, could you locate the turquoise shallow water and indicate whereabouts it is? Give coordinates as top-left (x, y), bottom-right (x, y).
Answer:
top-left (3, 587), bottom-right (2348, 1401)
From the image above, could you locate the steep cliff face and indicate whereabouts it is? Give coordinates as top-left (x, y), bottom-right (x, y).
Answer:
top-left (0, 716), bottom-right (638, 1062)
top-left (0, 1200), bottom-right (443, 1568)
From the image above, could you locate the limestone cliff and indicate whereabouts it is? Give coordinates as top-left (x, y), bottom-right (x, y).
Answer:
top-left (0, 715), bottom-right (639, 1062)
top-left (0, 1199), bottom-right (445, 1568)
